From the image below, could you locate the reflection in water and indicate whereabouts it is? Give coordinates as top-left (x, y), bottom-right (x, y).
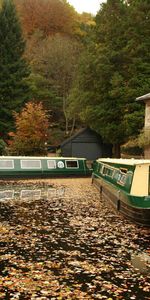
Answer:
top-left (0, 190), bottom-right (14, 200)
top-left (0, 186), bottom-right (65, 201)
top-left (47, 187), bottom-right (65, 197)
top-left (20, 189), bottom-right (42, 200)
top-left (131, 252), bottom-right (150, 274)
top-left (0, 181), bottom-right (150, 300)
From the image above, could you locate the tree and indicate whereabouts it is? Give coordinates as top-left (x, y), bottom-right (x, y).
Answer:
top-left (29, 34), bottom-right (82, 135)
top-left (68, 0), bottom-right (150, 157)
top-left (0, 0), bottom-right (30, 138)
top-left (68, 0), bottom-right (128, 156)
top-left (14, 0), bottom-right (77, 37)
top-left (122, 0), bottom-right (150, 136)
top-left (14, 0), bottom-right (95, 139)
top-left (8, 102), bottom-right (49, 155)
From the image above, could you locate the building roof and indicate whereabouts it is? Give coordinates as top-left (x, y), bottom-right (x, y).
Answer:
top-left (136, 93), bottom-right (150, 102)
top-left (60, 127), bottom-right (101, 147)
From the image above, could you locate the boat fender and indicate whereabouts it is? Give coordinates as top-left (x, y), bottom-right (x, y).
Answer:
top-left (100, 185), bottom-right (103, 194)
top-left (117, 199), bottom-right (120, 211)
top-left (91, 173), bottom-right (94, 183)
top-left (117, 190), bottom-right (120, 211)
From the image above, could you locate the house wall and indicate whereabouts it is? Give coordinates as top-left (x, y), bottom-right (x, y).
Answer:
top-left (144, 99), bottom-right (150, 159)
top-left (144, 146), bottom-right (150, 159)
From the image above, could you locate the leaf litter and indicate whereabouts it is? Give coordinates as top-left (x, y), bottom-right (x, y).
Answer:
top-left (0, 178), bottom-right (149, 299)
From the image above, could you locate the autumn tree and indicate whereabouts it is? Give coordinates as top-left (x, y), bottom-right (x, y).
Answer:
top-left (14, 0), bottom-right (77, 37)
top-left (13, 0), bottom-right (97, 141)
top-left (0, 0), bottom-right (30, 138)
top-left (9, 102), bottom-right (49, 155)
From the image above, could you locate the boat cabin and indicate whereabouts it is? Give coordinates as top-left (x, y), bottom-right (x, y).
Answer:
top-left (94, 158), bottom-right (150, 197)
top-left (92, 158), bottom-right (150, 225)
top-left (0, 156), bottom-right (91, 178)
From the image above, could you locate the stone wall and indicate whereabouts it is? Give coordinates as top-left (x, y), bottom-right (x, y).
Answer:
top-left (144, 145), bottom-right (150, 159)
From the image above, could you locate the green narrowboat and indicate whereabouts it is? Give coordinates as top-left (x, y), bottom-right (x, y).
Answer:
top-left (0, 156), bottom-right (91, 178)
top-left (92, 158), bottom-right (150, 226)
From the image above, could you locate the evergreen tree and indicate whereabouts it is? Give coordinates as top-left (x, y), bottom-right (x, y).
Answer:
top-left (123, 0), bottom-right (150, 136)
top-left (68, 0), bottom-right (150, 157)
top-left (0, 0), bottom-right (30, 138)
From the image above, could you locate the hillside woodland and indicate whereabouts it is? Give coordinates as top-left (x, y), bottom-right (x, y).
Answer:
top-left (0, 0), bottom-right (150, 156)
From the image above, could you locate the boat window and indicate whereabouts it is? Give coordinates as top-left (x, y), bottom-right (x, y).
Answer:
top-left (120, 168), bottom-right (127, 174)
top-left (107, 168), bottom-right (114, 177)
top-left (0, 160), bottom-right (14, 169)
top-left (101, 165), bottom-right (114, 177)
top-left (47, 160), bottom-right (56, 169)
top-left (100, 165), bottom-right (105, 174)
top-left (21, 160), bottom-right (41, 169)
top-left (117, 173), bottom-right (127, 185)
top-left (66, 160), bottom-right (79, 168)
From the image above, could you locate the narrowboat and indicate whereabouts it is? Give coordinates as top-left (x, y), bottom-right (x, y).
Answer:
top-left (0, 156), bottom-right (91, 179)
top-left (92, 158), bottom-right (150, 226)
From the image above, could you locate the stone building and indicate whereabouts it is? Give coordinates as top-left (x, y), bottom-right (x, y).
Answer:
top-left (136, 93), bottom-right (150, 158)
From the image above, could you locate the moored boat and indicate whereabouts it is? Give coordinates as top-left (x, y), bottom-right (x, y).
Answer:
top-left (0, 156), bottom-right (91, 178)
top-left (92, 158), bottom-right (150, 226)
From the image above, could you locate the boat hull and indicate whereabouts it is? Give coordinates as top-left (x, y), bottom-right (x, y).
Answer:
top-left (92, 175), bottom-right (150, 226)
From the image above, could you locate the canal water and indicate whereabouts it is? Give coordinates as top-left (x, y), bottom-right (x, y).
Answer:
top-left (0, 178), bottom-right (150, 300)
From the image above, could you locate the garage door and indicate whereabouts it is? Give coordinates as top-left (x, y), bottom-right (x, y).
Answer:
top-left (72, 143), bottom-right (102, 160)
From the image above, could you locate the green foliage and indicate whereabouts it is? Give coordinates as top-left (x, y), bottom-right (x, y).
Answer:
top-left (0, 0), bottom-right (30, 137)
top-left (68, 0), bottom-right (150, 156)
top-left (121, 138), bottom-right (143, 156)
top-left (30, 34), bottom-right (82, 98)
top-left (8, 102), bottom-right (49, 155)
top-left (48, 127), bottom-right (65, 145)
top-left (28, 73), bottom-right (61, 112)
top-left (0, 138), bottom-right (8, 155)
top-left (138, 129), bottom-right (150, 147)
top-left (27, 34), bottom-right (83, 133)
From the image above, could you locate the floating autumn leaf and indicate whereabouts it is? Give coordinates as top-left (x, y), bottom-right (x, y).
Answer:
top-left (0, 178), bottom-right (150, 299)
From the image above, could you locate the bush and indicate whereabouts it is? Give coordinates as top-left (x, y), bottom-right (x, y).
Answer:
top-left (0, 139), bottom-right (8, 155)
top-left (138, 129), bottom-right (150, 147)
top-left (121, 138), bottom-right (143, 156)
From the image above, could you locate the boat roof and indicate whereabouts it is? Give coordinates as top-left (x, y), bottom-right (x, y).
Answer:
top-left (0, 156), bottom-right (86, 160)
top-left (97, 158), bottom-right (150, 166)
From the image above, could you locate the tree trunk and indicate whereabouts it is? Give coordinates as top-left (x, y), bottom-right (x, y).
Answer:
top-left (63, 96), bottom-right (69, 136)
top-left (69, 116), bottom-right (76, 137)
top-left (113, 144), bottom-right (121, 158)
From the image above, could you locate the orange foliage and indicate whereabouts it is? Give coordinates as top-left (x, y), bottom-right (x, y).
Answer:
top-left (9, 102), bottom-right (49, 155)
top-left (14, 102), bottom-right (49, 140)
top-left (15, 0), bottom-right (77, 37)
